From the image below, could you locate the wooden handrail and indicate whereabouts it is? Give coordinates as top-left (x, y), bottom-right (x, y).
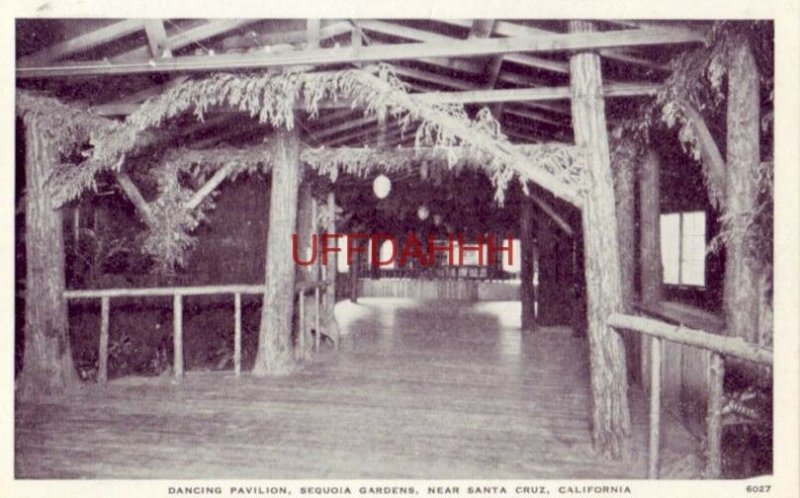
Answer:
top-left (64, 280), bottom-right (331, 299)
top-left (608, 313), bottom-right (772, 365)
top-left (609, 312), bottom-right (772, 479)
top-left (66, 281), bottom-right (332, 383)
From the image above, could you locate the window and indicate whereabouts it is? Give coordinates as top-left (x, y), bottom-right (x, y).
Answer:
top-left (660, 211), bottom-right (707, 287)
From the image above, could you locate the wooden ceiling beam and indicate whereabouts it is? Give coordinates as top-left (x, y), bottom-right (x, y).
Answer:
top-left (90, 75), bottom-right (189, 116)
top-left (143, 20), bottom-right (171, 58)
top-left (91, 80), bottom-right (658, 119)
top-left (391, 65), bottom-right (475, 90)
top-left (18, 19), bottom-right (147, 66)
top-left (492, 21), bottom-right (674, 71)
top-left (412, 82), bottom-right (660, 105)
top-left (503, 107), bottom-right (567, 128)
top-left (18, 26), bottom-right (702, 78)
top-left (324, 120), bottom-right (410, 147)
top-left (313, 114), bottom-right (378, 140)
top-left (110, 19), bottom-right (259, 63)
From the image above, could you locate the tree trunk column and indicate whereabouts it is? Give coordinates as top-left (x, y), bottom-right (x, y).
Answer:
top-left (614, 143), bottom-right (638, 384)
top-left (253, 126), bottom-right (302, 376)
top-left (568, 19), bottom-right (631, 459)
top-left (640, 149), bottom-right (664, 306)
top-left (724, 36), bottom-right (761, 344)
top-left (18, 114), bottom-right (78, 399)
top-left (639, 149), bottom-right (664, 387)
top-left (520, 196), bottom-right (536, 331)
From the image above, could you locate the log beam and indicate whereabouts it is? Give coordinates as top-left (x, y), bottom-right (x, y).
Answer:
top-left (17, 27), bottom-right (704, 78)
top-left (252, 124), bottom-right (303, 375)
top-left (18, 19), bottom-right (146, 66)
top-left (639, 149), bottom-right (664, 306)
top-left (568, 20), bottom-right (631, 459)
top-left (613, 136), bottom-right (638, 384)
top-left (520, 196), bottom-right (536, 331)
top-left (18, 114), bottom-right (79, 399)
top-left (723, 36), bottom-right (762, 345)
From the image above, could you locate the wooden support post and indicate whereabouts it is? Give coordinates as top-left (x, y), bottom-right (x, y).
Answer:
top-left (648, 337), bottom-right (662, 478)
top-left (314, 287), bottom-right (321, 352)
top-left (297, 291), bottom-right (305, 361)
top-left (253, 124), bottom-right (302, 376)
top-left (724, 35), bottom-right (761, 345)
top-left (706, 352), bottom-right (725, 478)
top-left (350, 246), bottom-right (360, 304)
top-left (520, 196), bottom-right (536, 331)
top-left (325, 191), bottom-right (340, 348)
top-left (311, 197), bottom-right (321, 353)
top-left (326, 191), bottom-right (338, 302)
top-left (234, 293), bottom-right (242, 377)
top-left (639, 149), bottom-right (663, 386)
top-left (614, 145), bottom-right (636, 313)
top-left (568, 20), bottom-right (631, 459)
top-left (614, 139), bottom-right (638, 384)
top-left (639, 149), bottom-right (664, 306)
top-left (98, 297), bottom-right (110, 384)
top-left (295, 180), bottom-right (313, 361)
top-left (173, 294), bottom-right (184, 379)
top-left (18, 113), bottom-right (78, 399)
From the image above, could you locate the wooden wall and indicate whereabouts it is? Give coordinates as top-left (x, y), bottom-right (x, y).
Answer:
top-left (358, 278), bottom-right (520, 301)
top-left (638, 301), bottom-right (725, 434)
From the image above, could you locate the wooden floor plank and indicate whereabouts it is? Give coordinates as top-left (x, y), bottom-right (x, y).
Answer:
top-left (16, 298), bottom-right (692, 479)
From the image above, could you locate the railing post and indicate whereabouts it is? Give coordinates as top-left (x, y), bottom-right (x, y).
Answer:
top-left (648, 336), bottom-right (662, 478)
top-left (98, 296), bottom-right (110, 384)
top-left (297, 290), bottom-right (305, 361)
top-left (234, 292), bottom-right (242, 377)
top-left (173, 294), bottom-right (184, 379)
top-left (314, 286), bottom-right (321, 352)
top-left (706, 352), bottom-right (725, 477)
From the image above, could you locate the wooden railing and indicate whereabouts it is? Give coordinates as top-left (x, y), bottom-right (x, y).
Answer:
top-left (608, 313), bottom-right (773, 479)
top-left (65, 280), bottom-right (331, 383)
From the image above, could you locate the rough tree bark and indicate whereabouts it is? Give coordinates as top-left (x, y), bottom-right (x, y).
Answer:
top-left (520, 196), bottom-right (536, 332)
top-left (253, 125), bottom-right (302, 376)
top-left (639, 149), bottom-right (664, 307)
top-left (613, 142), bottom-right (638, 383)
top-left (536, 219), bottom-right (558, 325)
top-left (723, 36), bottom-right (761, 345)
top-left (568, 20), bottom-right (632, 459)
top-left (294, 178), bottom-right (314, 361)
top-left (18, 114), bottom-right (78, 399)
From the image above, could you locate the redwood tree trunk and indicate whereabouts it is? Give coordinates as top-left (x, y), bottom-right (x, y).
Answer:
top-left (724, 36), bottom-right (761, 344)
top-left (613, 143), bottom-right (638, 384)
top-left (568, 20), bottom-right (631, 459)
top-left (18, 114), bottom-right (78, 399)
top-left (520, 196), bottom-right (536, 331)
top-left (253, 126), bottom-right (302, 376)
top-left (639, 149), bottom-right (664, 307)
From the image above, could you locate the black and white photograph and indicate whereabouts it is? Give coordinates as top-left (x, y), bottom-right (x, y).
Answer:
top-left (5, 2), bottom-right (799, 497)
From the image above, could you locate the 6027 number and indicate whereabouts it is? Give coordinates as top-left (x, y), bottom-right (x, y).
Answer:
top-left (746, 485), bottom-right (771, 493)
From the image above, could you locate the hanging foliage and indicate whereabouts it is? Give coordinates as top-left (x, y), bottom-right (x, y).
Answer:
top-left (17, 61), bottom-right (590, 274)
top-left (15, 92), bottom-right (143, 206)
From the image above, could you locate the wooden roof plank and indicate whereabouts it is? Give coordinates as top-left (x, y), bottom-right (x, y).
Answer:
top-left (18, 26), bottom-right (703, 78)
top-left (18, 19), bottom-right (146, 66)
top-left (503, 107), bottom-right (566, 128)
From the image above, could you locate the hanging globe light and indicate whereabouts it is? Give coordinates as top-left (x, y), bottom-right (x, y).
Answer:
top-left (417, 205), bottom-right (430, 221)
top-left (433, 213), bottom-right (443, 226)
top-left (372, 174), bottom-right (391, 199)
